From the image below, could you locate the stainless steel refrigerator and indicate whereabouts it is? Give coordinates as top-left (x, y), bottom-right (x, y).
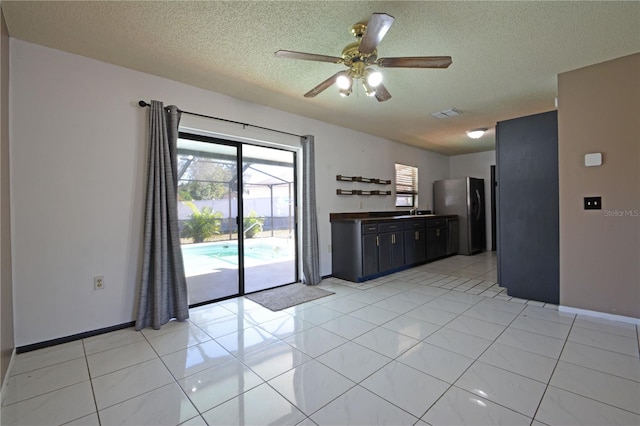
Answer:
top-left (433, 177), bottom-right (486, 255)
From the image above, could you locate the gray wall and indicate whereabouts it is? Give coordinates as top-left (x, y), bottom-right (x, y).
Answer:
top-left (1, 7), bottom-right (15, 385)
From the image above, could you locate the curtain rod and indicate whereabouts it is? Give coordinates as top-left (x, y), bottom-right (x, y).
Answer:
top-left (138, 101), bottom-right (303, 138)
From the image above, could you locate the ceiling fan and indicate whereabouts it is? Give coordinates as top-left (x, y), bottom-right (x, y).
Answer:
top-left (274, 13), bottom-right (452, 102)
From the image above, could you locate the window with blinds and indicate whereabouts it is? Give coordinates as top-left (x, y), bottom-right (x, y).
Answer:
top-left (395, 163), bottom-right (418, 207)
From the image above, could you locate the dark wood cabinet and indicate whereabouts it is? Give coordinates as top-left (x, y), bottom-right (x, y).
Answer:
top-left (404, 221), bottom-right (426, 265)
top-left (361, 233), bottom-right (379, 277)
top-left (426, 219), bottom-right (447, 261)
top-left (378, 231), bottom-right (404, 272)
top-left (331, 215), bottom-right (457, 282)
top-left (378, 222), bottom-right (404, 272)
top-left (496, 110), bottom-right (559, 304)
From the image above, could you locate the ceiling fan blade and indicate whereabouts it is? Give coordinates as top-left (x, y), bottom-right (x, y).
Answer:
top-left (377, 56), bottom-right (452, 68)
top-left (304, 71), bottom-right (348, 98)
top-left (374, 83), bottom-right (392, 102)
top-left (359, 13), bottom-right (395, 54)
top-left (275, 50), bottom-right (342, 64)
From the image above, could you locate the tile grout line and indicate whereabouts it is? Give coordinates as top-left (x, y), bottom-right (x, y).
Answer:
top-left (529, 312), bottom-right (577, 423)
top-left (414, 299), bottom-right (532, 422)
top-left (82, 338), bottom-right (102, 426)
top-left (258, 260), bottom-right (624, 422)
top-left (88, 329), bottom-right (182, 414)
top-left (438, 302), bottom-right (533, 421)
top-left (141, 322), bottom-right (213, 424)
top-left (337, 291), bottom-right (485, 421)
top-left (279, 282), bottom-right (467, 423)
top-left (325, 278), bottom-right (640, 421)
top-left (297, 321), bottom-right (433, 424)
top-left (538, 319), bottom-right (640, 417)
top-left (1, 347), bottom-right (99, 424)
top-left (11, 253), bottom-right (637, 425)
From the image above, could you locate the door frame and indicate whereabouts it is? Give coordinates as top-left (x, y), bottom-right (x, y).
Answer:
top-left (178, 132), bottom-right (299, 307)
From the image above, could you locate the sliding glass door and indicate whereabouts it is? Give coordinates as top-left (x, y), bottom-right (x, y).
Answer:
top-left (242, 145), bottom-right (297, 293)
top-left (177, 138), bottom-right (241, 304)
top-left (177, 133), bottom-right (297, 305)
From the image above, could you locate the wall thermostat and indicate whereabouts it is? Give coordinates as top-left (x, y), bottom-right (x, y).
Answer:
top-left (584, 153), bottom-right (602, 167)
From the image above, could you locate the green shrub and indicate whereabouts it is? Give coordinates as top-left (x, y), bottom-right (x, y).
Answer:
top-left (181, 202), bottom-right (222, 243)
top-left (243, 211), bottom-right (264, 239)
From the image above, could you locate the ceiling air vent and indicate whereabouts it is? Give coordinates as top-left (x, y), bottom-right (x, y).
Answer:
top-left (431, 108), bottom-right (461, 119)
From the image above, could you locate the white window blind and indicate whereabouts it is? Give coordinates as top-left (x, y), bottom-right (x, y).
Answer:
top-left (395, 163), bottom-right (418, 207)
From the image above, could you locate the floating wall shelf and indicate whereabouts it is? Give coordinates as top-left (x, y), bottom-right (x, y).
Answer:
top-left (336, 189), bottom-right (392, 196)
top-left (336, 175), bottom-right (391, 185)
top-left (336, 174), bottom-right (392, 196)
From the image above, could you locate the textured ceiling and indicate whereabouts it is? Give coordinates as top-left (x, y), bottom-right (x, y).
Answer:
top-left (2, 1), bottom-right (639, 155)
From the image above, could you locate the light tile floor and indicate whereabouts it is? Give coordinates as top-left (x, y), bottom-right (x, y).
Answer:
top-left (2, 253), bottom-right (639, 425)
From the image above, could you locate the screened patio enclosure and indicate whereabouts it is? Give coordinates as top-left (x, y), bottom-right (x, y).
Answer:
top-left (177, 135), bottom-right (298, 305)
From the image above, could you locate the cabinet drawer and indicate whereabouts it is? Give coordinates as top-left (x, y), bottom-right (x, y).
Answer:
top-left (404, 220), bottom-right (426, 230)
top-left (361, 223), bottom-right (379, 234)
top-left (378, 222), bottom-right (402, 233)
top-left (426, 219), bottom-right (446, 228)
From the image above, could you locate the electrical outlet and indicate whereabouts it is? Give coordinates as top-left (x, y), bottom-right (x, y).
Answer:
top-left (94, 276), bottom-right (105, 290)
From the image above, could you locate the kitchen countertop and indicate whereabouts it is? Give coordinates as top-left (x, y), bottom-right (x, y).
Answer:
top-left (330, 213), bottom-right (457, 223)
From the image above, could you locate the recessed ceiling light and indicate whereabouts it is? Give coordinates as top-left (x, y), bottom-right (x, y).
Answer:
top-left (466, 128), bottom-right (487, 139)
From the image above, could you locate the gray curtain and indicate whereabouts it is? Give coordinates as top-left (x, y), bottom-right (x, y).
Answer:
top-left (135, 100), bottom-right (189, 330)
top-left (301, 135), bottom-right (322, 285)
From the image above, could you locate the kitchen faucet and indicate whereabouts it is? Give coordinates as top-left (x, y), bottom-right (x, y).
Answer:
top-left (410, 208), bottom-right (417, 215)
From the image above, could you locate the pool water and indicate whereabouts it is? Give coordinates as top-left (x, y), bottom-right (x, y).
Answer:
top-left (181, 238), bottom-right (294, 276)
top-left (184, 241), bottom-right (291, 260)
top-left (185, 244), bottom-right (239, 258)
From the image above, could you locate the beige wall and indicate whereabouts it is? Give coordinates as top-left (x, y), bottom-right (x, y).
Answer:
top-left (558, 53), bottom-right (640, 318)
top-left (1, 6), bottom-right (15, 384)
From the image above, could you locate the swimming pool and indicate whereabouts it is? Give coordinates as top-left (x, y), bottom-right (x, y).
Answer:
top-left (182, 237), bottom-right (295, 276)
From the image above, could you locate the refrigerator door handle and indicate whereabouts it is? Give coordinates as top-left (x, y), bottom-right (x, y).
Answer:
top-left (476, 189), bottom-right (482, 221)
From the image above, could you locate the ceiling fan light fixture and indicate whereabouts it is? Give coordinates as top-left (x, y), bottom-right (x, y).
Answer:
top-left (336, 74), bottom-right (352, 90)
top-left (466, 128), bottom-right (487, 139)
top-left (362, 80), bottom-right (376, 97)
top-left (275, 13), bottom-right (452, 102)
top-left (339, 87), bottom-right (352, 97)
top-left (365, 69), bottom-right (383, 87)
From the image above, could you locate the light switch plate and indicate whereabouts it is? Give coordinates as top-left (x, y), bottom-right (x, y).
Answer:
top-left (585, 153), bottom-right (602, 167)
top-left (584, 196), bottom-right (602, 210)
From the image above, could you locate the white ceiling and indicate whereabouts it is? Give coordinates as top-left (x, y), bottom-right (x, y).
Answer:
top-left (2, 1), bottom-right (639, 155)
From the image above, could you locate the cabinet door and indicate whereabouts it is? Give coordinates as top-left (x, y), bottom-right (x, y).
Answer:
top-left (404, 229), bottom-right (426, 265)
top-left (426, 227), bottom-right (446, 261)
top-left (362, 234), bottom-right (379, 277)
top-left (437, 227), bottom-right (447, 258)
top-left (415, 228), bottom-right (427, 263)
top-left (404, 229), bottom-right (416, 265)
top-left (379, 232), bottom-right (405, 272)
top-left (426, 228), bottom-right (437, 261)
top-left (391, 232), bottom-right (405, 269)
top-left (378, 232), bottom-right (394, 272)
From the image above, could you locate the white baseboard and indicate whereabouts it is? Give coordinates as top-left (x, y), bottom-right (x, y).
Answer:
top-left (559, 306), bottom-right (640, 325)
top-left (1, 348), bottom-right (16, 405)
